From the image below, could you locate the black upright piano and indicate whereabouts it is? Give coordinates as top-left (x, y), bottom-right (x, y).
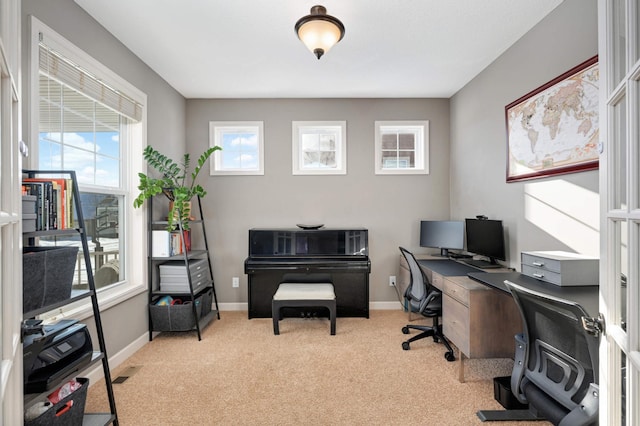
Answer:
top-left (244, 228), bottom-right (370, 319)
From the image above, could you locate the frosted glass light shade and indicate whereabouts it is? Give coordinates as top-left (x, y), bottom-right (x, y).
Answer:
top-left (295, 5), bottom-right (345, 60)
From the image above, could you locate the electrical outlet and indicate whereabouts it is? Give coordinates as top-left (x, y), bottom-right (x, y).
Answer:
top-left (232, 277), bottom-right (240, 288)
top-left (389, 275), bottom-right (396, 287)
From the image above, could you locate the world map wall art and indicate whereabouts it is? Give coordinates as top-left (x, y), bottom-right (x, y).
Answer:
top-left (505, 56), bottom-right (599, 182)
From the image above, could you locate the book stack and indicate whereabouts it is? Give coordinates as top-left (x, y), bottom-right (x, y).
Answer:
top-left (21, 177), bottom-right (74, 231)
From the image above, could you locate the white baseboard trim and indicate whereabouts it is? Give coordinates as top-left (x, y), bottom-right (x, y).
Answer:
top-left (218, 302), bottom-right (248, 311)
top-left (84, 332), bottom-right (148, 386)
top-left (370, 301), bottom-right (404, 310)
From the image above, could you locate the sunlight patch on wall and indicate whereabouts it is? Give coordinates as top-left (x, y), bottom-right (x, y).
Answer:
top-left (524, 180), bottom-right (599, 257)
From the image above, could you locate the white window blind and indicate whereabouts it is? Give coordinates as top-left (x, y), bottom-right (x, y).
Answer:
top-left (39, 39), bottom-right (142, 122)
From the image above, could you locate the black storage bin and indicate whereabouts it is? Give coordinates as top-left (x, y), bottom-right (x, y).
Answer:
top-left (493, 376), bottom-right (529, 410)
top-left (24, 377), bottom-right (89, 426)
top-left (23, 246), bottom-right (79, 314)
top-left (150, 295), bottom-right (203, 331)
top-left (200, 288), bottom-right (213, 318)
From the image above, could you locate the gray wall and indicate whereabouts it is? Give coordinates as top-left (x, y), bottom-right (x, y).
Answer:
top-left (186, 99), bottom-right (450, 304)
top-left (19, 0), bottom-right (599, 358)
top-left (21, 0), bottom-right (187, 355)
top-left (450, 0), bottom-right (599, 266)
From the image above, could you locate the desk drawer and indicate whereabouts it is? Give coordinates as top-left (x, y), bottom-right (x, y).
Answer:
top-left (443, 294), bottom-right (469, 355)
top-left (521, 264), bottom-right (562, 285)
top-left (521, 253), bottom-right (562, 273)
top-left (443, 278), bottom-right (470, 306)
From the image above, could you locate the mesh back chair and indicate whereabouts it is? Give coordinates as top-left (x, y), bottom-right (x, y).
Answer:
top-left (399, 247), bottom-right (455, 361)
top-left (479, 279), bottom-right (599, 425)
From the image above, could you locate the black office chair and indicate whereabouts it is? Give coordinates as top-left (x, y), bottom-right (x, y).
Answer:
top-left (478, 280), bottom-right (599, 425)
top-left (399, 247), bottom-right (455, 361)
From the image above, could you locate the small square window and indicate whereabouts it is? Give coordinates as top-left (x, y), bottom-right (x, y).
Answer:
top-left (210, 121), bottom-right (264, 175)
top-left (375, 121), bottom-right (429, 175)
top-left (292, 121), bottom-right (346, 175)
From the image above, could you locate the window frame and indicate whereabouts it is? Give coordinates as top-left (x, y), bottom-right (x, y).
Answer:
top-left (29, 17), bottom-right (148, 318)
top-left (209, 121), bottom-right (264, 175)
top-left (374, 120), bottom-right (429, 175)
top-left (292, 121), bottom-right (347, 175)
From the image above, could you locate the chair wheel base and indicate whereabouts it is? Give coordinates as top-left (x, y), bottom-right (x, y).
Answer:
top-left (445, 351), bottom-right (456, 362)
top-left (401, 326), bottom-right (409, 334)
top-left (402, 341), bottom-right (410, 350)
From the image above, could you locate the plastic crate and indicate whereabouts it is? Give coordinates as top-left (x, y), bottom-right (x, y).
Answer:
top-left (24, 377), bottom-right (89, 426)
top-left (23, 246), bottom-right (78, 314)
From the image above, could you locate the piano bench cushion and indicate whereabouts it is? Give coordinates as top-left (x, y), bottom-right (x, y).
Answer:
top-left (273, 283), bottom-right (335, 301)
top-left (272, 283), bottom-right (336, 335)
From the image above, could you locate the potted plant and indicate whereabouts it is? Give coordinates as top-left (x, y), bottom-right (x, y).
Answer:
top-left (133, 145), bottom-right (221, 230)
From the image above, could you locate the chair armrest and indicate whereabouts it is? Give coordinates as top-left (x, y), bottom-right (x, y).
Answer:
top-left (419, 290), bottom-right (441, 313)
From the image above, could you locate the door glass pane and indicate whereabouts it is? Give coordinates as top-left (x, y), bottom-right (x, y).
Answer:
top-left (616, 220), bottom-right (628, 331)
top-left (635, 1), bottom-right (640, 64)
top-left (620, 350), bottom-right (626, 425)
top-left (636, 79), bottom-right (640, 208)
top-left (613, 95), bottom-right (627, 209)
top-left (612, 0), bottom-right (627, 87)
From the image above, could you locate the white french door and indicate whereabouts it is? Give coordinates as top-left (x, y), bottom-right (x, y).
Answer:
top-left (0, 0), bottom-right (23, 424)
top-left (598, 0), bottom-right (640, 424)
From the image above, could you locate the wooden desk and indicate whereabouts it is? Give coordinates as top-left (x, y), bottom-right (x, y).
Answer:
top-left (399, 256), bottom-right (522, 382)
top-left (467, 271), bottom-right (599, 316)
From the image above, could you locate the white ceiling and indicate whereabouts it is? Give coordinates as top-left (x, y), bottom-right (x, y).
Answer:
top-left (73, 0), bottom-right (564, 99)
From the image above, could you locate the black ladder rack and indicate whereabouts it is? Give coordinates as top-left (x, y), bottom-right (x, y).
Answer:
top-left (22, 169), bottom-right (118, 425)
top-left (147, 194), bottom-right (219, 341)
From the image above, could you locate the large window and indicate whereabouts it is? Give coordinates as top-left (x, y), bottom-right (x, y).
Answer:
top-left (30, 17), bottom-right (147, 311)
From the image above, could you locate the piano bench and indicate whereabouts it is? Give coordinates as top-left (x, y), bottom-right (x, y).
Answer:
top-left (272, 283), bottom-right (336, 335)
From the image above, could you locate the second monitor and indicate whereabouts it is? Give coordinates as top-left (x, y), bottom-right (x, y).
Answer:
top-left (420, 220), bottom-right (464, 257)
top-left (464, 218), bottom-right (506, 268)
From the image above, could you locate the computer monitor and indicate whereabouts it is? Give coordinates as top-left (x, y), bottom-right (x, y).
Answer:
top-left (420, 220), bottom-right (464, 257)
top-left (464, 218), bottom-right (506, 268)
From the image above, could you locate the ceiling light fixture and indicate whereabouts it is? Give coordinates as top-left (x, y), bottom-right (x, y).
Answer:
top-left (295, 5), bottom-right (345, 60)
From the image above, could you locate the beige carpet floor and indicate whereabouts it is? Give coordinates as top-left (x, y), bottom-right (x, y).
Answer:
top-left (85, 310), bottom-right (551, 425)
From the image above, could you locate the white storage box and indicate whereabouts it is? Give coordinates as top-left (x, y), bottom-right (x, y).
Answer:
top-left (521, 251), bottom-right (599, 287)
top-left (152, 230), bottom-right (171, 257)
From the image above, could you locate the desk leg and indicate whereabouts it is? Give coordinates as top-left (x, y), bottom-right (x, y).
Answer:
top-left (458, 352), bottom-right (465, 383)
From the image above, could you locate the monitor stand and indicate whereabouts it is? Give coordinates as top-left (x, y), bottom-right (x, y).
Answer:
top-left (463, 258), bottom-right (502, 269)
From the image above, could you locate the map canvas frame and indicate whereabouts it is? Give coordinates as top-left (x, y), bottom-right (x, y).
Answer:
top-left (505, 56), bottom-right (599, 182)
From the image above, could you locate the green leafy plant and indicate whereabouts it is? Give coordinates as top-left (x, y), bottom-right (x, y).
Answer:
top-left (133, 145), bottom-right (221, 230)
